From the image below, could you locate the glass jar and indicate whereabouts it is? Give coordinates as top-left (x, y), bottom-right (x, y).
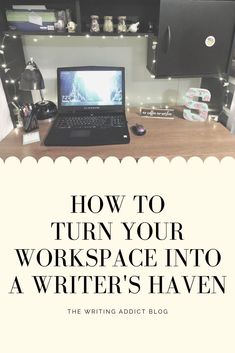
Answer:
top-left (103, 16), bottom-right (114, 33)
top-left (117, 16), bottom-right (127, 33)
top-left (90, 15), bottom-right (100, 33)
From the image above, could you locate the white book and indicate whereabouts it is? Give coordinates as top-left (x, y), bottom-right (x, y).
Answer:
top-left (12, 5), bottom-right (46, 10)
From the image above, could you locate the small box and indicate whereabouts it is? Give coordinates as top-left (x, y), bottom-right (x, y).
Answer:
top-left (6, 9), bottom-right (57, 31)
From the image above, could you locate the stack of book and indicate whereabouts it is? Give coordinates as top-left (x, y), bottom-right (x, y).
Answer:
top-left (6, 5), bottom-right (70, 32)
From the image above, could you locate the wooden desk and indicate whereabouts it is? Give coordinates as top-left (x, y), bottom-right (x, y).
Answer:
top-left (1, 109), bottom-right (235, 160)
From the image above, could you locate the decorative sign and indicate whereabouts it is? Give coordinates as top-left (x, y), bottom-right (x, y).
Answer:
top-left (1, 159), bottom-right (234, 353)
top-left (183, 88), bottom-right (211, 122)
top-left (140, 107), bottom-right (175, 119)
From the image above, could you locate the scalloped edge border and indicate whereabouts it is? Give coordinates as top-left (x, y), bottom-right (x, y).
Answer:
top-left (0, 155), bottom-right (235, 165)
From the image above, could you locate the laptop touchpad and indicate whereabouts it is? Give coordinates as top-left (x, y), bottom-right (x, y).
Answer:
top-left (70, 130), bottom-right (91, 138)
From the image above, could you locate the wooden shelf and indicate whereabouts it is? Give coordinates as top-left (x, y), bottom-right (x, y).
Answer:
top-left (3, 30), bottom-right (152, 38)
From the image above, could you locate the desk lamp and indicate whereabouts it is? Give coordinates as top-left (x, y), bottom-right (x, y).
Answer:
top-left (19, 58), bottom-right (57, 120)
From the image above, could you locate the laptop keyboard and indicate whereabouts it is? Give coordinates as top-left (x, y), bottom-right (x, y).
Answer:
top-left (55, 114), bottom-right (126, 129)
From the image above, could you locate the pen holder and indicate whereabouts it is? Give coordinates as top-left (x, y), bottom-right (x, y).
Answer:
top-left (20, 104), bottom-right (39, 133)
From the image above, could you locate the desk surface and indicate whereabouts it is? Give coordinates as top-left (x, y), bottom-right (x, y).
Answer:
top-left (1, 109), bottom-right (235, 160)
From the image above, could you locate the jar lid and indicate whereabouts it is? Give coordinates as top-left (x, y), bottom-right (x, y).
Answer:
top-left (104, 16), bottom-right (113, 19)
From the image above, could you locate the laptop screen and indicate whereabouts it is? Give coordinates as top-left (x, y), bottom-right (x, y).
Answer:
top-left (59, 67), bottom-right (124, 108)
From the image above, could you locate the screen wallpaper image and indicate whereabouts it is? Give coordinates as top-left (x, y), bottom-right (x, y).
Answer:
top-left (60, 70), bottom-right (123, 106)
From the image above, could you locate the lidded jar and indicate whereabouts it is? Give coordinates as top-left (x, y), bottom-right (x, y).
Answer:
top-left (117, 16), bottom-right (127, 33)
top-left (90, 15), bottom-right (100, 32)
top-left (103, 16), bottom-right (114, 32)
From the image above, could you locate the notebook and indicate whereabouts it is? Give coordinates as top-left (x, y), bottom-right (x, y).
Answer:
top-left (44, 66), bottom-right (130, 146)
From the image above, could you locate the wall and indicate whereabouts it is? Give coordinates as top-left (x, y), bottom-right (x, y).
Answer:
top-left (0, 79), bottom-right (13, 142)
top-left (226, 76), bottom-right (235, 133)
top-left (22, 35), bottom-right (201, 107)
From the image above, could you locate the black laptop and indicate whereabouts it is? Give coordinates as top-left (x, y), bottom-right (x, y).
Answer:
top-left (44, 66), bottom-right (130, 146)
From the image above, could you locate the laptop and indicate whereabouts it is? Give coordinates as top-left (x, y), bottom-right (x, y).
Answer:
top-left (44, 66), bottom-right (130, 146)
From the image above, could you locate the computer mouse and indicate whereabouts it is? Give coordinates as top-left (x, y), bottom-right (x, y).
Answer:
top-left (131, 123), bottom-right (146, 136)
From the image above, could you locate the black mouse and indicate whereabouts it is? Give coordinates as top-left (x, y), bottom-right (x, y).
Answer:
top-left (131, 123), bottom-right (146, 136)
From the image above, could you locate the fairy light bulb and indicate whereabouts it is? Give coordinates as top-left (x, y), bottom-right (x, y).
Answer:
top-left (0, 35), bottom-right (19, 111)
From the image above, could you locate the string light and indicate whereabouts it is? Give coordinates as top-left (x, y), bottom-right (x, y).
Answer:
top-left (150, 40), bottom-right (157, 75)
top-left (219, 77), bottom-right (230, 111)
top-left (1, 31), bottom-right (173, 125)
top-left (218, 77), bottom-right (229, 93)
top-left (0, 34), bottom-right (21, 126)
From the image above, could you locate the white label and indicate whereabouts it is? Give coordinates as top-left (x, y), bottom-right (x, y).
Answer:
top-left (23, 131), bottom-right (40, 145)
top-left (205, 36), bottom-right (216, 48)
top-left (28, 12), bottom-right (43, 26)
